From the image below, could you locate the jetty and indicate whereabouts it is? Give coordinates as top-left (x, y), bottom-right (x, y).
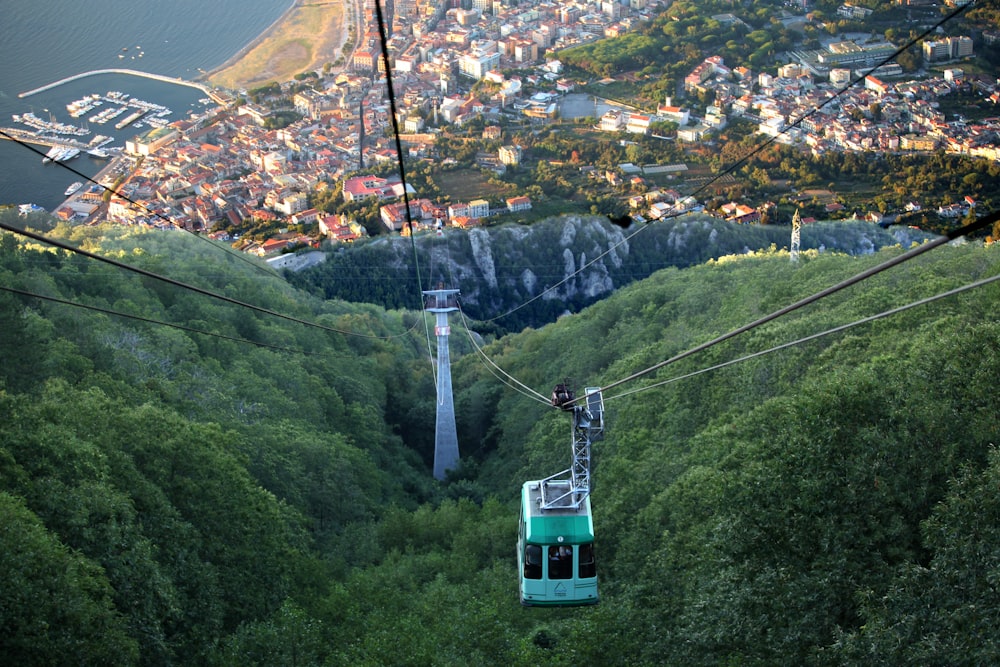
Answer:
top-left (0, 127), bottom-right (89, 150)
top-left (19, 68), bottom-right (229, 105)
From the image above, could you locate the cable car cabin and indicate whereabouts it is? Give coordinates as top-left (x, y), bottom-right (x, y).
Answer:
top-left (518, 479), bottom-right (598, 606)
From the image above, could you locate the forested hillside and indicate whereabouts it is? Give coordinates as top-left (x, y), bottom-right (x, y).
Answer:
top-left (287, 214), bottom-right (931, 333)
top-left (2, 213), bottom-right (1000, 665)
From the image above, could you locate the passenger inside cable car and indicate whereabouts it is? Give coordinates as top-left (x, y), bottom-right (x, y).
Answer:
top-left (548, 546), bottom-right (572, 579)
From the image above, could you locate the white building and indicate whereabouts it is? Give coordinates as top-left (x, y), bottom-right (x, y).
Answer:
top-left (625, 113), bottom-right (651, 134)
top-left (600, 110), bottom-right (624, 132)
top-left (458, 45), bottom-right (500, 79)
top-left (468, 199), bottom-right (490, 218)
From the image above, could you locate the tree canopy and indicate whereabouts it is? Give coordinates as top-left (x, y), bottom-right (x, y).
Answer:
top-left (2, 212), bottom-right (1000, 665)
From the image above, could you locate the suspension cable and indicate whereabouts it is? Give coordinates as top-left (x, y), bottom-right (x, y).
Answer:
top-left (593, 212), bottom-right (997, 400)
top-left (0, 284), bottom-right (330, 356)
top-left (457, 304), bottom-right (550, 405)
top-left (604, 269), bottom-right (1000, 403)
top-left (0, 220), bottom-right (404, 340)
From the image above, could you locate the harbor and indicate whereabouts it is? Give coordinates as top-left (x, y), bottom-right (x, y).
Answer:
top-left (0, 0), bottom-right (286, 210)
top-left (1, 87), bottom-right (187, 163)
top-left (1, 75), bottom-right (218, 209)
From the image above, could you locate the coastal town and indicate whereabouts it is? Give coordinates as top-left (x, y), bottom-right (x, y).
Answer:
top-left (21, 0), bottom-right (1000, 259)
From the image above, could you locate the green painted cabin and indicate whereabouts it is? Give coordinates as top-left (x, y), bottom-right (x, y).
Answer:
top-left (518, 479), bottom-right (598, 606)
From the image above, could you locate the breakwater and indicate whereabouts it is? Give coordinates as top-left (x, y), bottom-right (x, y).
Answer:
top-left (19, 68), bottom-right (225, 102)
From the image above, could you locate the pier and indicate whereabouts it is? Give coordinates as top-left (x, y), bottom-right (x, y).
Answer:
top-left (0, 127), bottom-right (90, 150)
top-left (18, 68), bottom-right (229, 105)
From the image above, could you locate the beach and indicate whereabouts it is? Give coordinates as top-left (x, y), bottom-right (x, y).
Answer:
top-left (206, 0), bottom-right (352, 89)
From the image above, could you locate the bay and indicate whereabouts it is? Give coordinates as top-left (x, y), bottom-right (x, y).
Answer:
top-left (0, 0), bottom-right (293, 210)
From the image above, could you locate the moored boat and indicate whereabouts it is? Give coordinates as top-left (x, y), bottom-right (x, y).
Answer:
top-left (64, 181), bottom-right (83, 197)
top-left (42, 145), bottom-right (63, 164)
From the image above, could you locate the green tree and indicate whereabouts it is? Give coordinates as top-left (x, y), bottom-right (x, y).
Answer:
top-left (0, 492), bottom-right (140, 665)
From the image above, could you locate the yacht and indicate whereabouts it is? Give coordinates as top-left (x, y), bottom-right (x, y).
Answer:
top-left (42, 145), bottom-right (63, 164)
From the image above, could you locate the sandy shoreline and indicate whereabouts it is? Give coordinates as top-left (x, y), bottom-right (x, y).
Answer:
top-left (204, 0), bottom-right (349, 90)
top-left (201, 0), bottom-right (301, 81)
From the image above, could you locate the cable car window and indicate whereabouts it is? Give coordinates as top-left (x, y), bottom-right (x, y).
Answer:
top-left (548, 545), bottom-right (572, 579)
top-left (579, 543), bottom-right (596, 579)
top-left (524, 544), bottom-right (542, 580)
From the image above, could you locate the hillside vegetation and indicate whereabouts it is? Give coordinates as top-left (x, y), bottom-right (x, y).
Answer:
top-left (2, 213), bottom-right (1000, 665)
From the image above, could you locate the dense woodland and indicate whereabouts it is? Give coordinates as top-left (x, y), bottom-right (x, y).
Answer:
top-left (2, 207), bottom-right (1000, 664)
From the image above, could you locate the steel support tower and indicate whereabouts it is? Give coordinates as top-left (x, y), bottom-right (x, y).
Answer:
top-left (424, 287), bottom-right (460, 480)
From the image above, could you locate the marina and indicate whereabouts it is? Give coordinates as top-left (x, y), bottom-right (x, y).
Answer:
top-left (13, 111), bottom-right (89, 137)
top-left (2, 125), bottom-right (122, 160)
top-left (2, 88), bottom-right (178, 153)
top-left (0, 0), bottom-right (287, 210)
top-left (115, 109), bottom-right (146, 130)
top-left (43, 146), bottom-right (81, 164)
top-left (89, 106), bottom-right (128, 124)
top-left (67, 95), bottom-right (102, 117)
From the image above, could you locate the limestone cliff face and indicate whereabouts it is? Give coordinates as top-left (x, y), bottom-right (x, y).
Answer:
top-left (292, 215), bottom-right (932, 330)
top-left (451, 215), bottom-right (628, 314)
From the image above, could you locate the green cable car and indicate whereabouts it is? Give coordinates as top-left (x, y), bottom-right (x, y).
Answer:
top-left (518, 385), bottom-right (604, 607)
top-left (518, 479), bottom-right (598, 606)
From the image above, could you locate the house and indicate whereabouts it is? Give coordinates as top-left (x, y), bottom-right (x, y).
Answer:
top-left (937, 203), bottom-right (964, 218)
top-left (506, 196), bottom-right (532, 212)
top-left (625, 113), bottom-right (651, 135)
top-left (255, 238), bottom-right (291, 257)
top-left (656, 105), bottom-right (690, 126)
top-left (319, 214), bottom-right (362, 242)
top-left (677, 124), bottom-right (709, 142)
top-left (290, 208), bottom-right (320, 226)
top-left (468, 199), bottom-right (490, 218)
top-left (600, 110), bottom-right (624, 132)
top-left (342, 175), bottom-right (411, 202)
top-left (380, 198), bottom-right (434, 232)
top-left (648, 201), bottom-right (674, 219)
top-left (720, 201), bottom-right (760, 224)
top-left (450, 216), bottom-right (478, 229)
top-left (499, 145), bottom-right (522, 166)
